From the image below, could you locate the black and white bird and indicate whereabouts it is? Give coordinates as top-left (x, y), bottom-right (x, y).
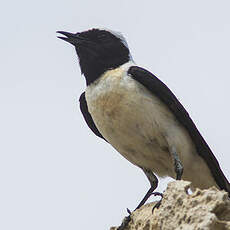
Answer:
top-left (57, 28), bottom-right (230, 209)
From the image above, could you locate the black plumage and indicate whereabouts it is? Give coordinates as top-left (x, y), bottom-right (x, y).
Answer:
top-left (128, 66), bottom-right (230, 194)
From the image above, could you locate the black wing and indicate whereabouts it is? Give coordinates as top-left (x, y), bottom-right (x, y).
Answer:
top-left (128, 66), bottom-right (230, 194)
top-left (79, 92), bottom-right (106, 141)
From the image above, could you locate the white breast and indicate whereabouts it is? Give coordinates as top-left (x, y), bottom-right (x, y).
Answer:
top-left (85, 62), bottom-right (216, 189)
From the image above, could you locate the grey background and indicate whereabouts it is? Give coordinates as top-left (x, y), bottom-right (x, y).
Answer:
top-left (1, 0), bottom-right (230, 229)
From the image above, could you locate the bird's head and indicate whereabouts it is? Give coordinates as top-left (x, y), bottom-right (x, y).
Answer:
top-left (57, 28), bottom-right (132, 85)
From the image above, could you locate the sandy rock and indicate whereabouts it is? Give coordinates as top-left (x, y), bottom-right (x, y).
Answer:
top-left (111, 180), bottom-right (230, 230)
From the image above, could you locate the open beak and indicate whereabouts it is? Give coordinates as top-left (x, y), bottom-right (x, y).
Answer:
top-left (57, 31), bottom-right (79, 45)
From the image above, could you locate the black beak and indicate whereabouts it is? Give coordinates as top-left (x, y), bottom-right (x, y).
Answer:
top-left (57, 31), bottom-right (79, 45)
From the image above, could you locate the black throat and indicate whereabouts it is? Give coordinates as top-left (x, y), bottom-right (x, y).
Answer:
top-left (58, 29), bottom-right (132, 85)
top-left (73, 29), bottom-right (131, 86)
top-left (78, 51), bottom-right (130, 86)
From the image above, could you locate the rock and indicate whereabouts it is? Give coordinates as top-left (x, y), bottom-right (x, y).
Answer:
top-left (111, 180), bottom-right (230, 230)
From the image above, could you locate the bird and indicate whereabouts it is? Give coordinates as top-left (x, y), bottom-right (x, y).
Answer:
top-left (57, 28), bottom-right (230, 211)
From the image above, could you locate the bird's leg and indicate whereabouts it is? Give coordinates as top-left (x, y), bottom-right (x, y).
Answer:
top-left (170, 146), bottom-right (184, 180)
top-left (140, 169), bottom-right (162, 213)
top-left (117, 169), bottom-right (158, 230)
top-left (135, 168), bottom-right (158, 210)
top-left (149, 147), bottom-right (184, 214)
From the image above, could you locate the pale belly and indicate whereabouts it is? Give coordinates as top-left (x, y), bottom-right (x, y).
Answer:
top-left (85, 67), bottom-right (217, 189)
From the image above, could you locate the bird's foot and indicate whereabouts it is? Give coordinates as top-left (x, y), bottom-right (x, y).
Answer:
top-left (117, 209), bottom-right (132, 230)
top-left (117, 192), bottom-right (163, 230)
top-left (151, 192), bottom-right (163, 213)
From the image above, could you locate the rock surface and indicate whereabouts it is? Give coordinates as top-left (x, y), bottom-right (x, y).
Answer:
top-left (111, 180), bottom-right (230, 230)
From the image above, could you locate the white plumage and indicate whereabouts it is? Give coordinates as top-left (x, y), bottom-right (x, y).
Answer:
top-left (86, 61), bottom-right (217, 189)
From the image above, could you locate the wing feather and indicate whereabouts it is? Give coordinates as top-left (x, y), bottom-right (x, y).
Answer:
top-left (79, 92), bottom-right (106, 141)
top-left (128, 66), bottom-right (230, 194)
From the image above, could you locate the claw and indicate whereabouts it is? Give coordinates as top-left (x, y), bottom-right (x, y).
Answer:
top-left (151, 192), bottom-right (163, 213)
top-left (127, 208), bottom-right (131, 215)
top-left (151, 192), bottom-right (163, 198)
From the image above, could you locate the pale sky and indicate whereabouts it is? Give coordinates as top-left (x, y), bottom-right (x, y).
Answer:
top-left (1, 0), bottom-right (230, 229)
